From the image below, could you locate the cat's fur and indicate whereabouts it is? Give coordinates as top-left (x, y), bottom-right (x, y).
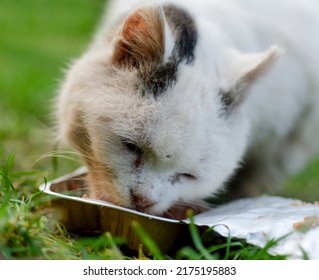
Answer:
top-left (57, 0), bottom-right (319, 217)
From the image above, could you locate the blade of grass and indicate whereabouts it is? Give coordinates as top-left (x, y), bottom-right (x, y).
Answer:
top-left (175, 246), bottom-right (203, 260)
top-left (131, 221), bottom-right (164, 260)
top-left (187, 210), bottom-right (215, 260)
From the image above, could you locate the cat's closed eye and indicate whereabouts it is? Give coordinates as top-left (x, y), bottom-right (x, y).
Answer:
top-left (121, 138), bottom-right (141, 154)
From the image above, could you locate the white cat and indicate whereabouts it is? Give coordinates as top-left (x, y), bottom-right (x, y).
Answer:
top-left (57, 0), bottom-right (319, 218)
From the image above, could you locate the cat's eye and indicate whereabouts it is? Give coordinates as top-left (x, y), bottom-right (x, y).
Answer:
top-left (171, 173), bottom-right (197, 185)
top-left (181, 173), bottom-right (197, 180)
top-left (121, 139), bottom-right (141, 154)
top-left (120, 138), bottom-right (143, 168)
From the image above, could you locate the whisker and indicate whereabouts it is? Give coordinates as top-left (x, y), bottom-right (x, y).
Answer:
top-left (32, 150), bottom-right (83, 168)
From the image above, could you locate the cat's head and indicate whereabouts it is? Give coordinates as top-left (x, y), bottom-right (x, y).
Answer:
top-left (57, 4), bottom-right (281, 218)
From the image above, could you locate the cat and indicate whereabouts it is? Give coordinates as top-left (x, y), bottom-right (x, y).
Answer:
top-left (56, 0), bottom-right (319, 219)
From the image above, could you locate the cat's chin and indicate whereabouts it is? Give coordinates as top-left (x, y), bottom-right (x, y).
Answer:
top-left (161, 203), bottom-right (209, 220)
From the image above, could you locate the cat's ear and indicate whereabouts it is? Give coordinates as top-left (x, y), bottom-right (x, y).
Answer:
top-left (111, 4), bottom-right (173, 67)
top-left (219, 46), bottom-right (283, 114)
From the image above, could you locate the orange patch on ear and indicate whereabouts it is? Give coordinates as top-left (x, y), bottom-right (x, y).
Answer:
top-left (123, 11), bottom-right (148, 41)
top-left (112, 4), bottom-right (165, 66)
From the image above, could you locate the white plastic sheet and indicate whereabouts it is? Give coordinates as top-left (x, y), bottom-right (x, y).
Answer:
top-left (190, 196), bottom-right (319, 259)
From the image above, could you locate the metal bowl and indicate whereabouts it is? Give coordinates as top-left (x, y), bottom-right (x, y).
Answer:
top-left (39, 167), bottom-right (189, 252)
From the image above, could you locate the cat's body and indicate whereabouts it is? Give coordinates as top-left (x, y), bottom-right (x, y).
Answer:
top-left (57, 0), bottom-right (319, 218)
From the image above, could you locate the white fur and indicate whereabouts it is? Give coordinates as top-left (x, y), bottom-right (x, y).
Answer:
top-left (57, 0), bottom-right (319, 215)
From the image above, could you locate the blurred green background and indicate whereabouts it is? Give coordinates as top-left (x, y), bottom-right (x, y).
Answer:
top-left (0, 0), bottom-right (104, 173)
top-left (0, 0), bottom-right (318, 199)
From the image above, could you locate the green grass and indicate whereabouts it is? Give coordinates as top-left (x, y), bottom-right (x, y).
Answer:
top-left (0, 0), bottom-right (318, 260)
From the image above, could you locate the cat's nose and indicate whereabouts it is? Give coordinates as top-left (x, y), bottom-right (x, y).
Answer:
top-left (132, 194), bottom-right (155, 212)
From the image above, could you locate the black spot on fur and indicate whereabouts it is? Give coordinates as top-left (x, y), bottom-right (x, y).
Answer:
top-left (219, 88), bottom-right (248, 118)
top-left (138, 5), bottom-right (198, 98)
top-left (163, 4), bottom-right (198, 64)
top-left (139, 60), bottom-right (178, 96)
top-left (220, 90), bottom-right (234, 107)
top-left (219, 89), bottom-right (236, 117)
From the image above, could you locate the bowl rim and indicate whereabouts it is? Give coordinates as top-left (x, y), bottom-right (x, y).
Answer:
top-left (39, 166), bottom-right (185, 224)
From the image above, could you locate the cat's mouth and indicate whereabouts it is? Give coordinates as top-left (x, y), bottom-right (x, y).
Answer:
top-left (93, 193), bottom-right (207, 220)
top-left (162, 203), bottom-right (209, 220)
top-left (131, 199), bottom-right (208, 220)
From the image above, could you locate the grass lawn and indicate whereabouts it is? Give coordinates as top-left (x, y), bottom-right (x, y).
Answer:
top-left (1, 0), bottom-right (319, 260)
